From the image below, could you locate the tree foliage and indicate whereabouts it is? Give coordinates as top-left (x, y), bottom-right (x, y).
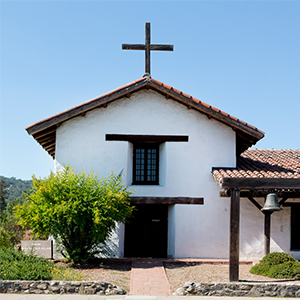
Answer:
top-left (15, 166), bottom-right (133, 263)
top-left (0, 214), bottom-right (24, 247)
top-left (0, 179), bottom-right (25, 246)
top-left (6, 193), bottom-right (26, 216)
top-left (0, 176), bottom-right (32, 202)
top-left (0, 179), bottom-right (7, 213)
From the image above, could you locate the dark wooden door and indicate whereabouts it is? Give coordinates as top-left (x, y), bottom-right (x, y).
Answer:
top-left (124, 204), bottom-right (168, 258)
top-left (291, 205), bottom-right (300, 250)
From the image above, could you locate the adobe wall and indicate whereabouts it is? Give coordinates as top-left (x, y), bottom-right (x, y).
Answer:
top-left (54, 89), bottom-right (297, 260)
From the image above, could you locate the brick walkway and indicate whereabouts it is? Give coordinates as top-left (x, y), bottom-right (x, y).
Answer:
top-left (126, 257), bottom-right (258, 296)
top-left (130, 259), bottom-right (171, 296)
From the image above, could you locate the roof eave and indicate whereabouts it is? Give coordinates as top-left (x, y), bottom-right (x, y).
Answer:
top-left (25, 76), bottom-right (265, 158)
top-left (147, 80), bottom-right (264, 142)
top-left (221, 177), bottom-right (300, 190)
top-left (26, 77), bottom-right (150, 136)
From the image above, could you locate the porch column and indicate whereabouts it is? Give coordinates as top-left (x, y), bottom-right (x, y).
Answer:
top-left (264, 211), bottom-right (272, 256)
top-left (229, 187), bottom-right (240, 282)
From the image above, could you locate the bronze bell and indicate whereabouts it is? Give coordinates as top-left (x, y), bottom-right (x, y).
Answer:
top-left (261, 193), bottom-right (283, 212)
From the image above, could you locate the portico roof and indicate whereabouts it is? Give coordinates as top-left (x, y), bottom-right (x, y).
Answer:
top-left (25, 76), bottom-right (264, 159)
top-left (213, 149), bottom-right (300, 190)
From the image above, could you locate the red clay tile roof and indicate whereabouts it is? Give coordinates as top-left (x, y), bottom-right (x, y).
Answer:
top-left (25, 76), bottom-right (264, 159)
top-left (212, 149), bottom-right (300, 186)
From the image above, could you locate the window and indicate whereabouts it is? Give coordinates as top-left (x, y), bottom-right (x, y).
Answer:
top-left (291, 205), bottom-right (300, 250)
top-left (133, 144), bottom-right (159, 185)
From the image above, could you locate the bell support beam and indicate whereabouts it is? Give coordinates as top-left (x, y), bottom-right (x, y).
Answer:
top-left (247, 196), bottom-right (263, 211)
top-left (221, 177), bottom-right (300, 190)
top-left (229, 187), bottom-right (240, 282)
top-left (219, 178), bottom-right (299, 282)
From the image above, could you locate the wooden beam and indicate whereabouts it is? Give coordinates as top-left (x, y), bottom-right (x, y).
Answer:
top-left (122, 44), bottom-right (173, 51)
top-left (48, 150), bottom-right (55, 158)
top-left (222, 178), bottom-right (300, 189)
top-left (122, 22), bottom-right (174, 75)
top-left (247, 196), bottom-right (263, 211)
top-left (129, 197), bottom-right (204, 205)
top-left (264, 211), bottom-right (272, 256)
top-left (279, 197), bottom-right (288, 206)
top-left (36, 135), bottom-right (55, 145)
top-left (221, 190), bottom-right (300, 199)
top-left (229, 188), bottom-right (240, 282)
top-left (43, 144), bottom-right (55, 151)
top-left (32, 127), bottom-right (56, 139)
top-left (282, 202), bottom-right (300, 206)
top-left (106, 134), bottom-right (189, 143)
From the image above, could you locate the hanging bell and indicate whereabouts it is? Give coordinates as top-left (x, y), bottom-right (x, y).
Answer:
top-left (261, 193), bottom-right (283, 212)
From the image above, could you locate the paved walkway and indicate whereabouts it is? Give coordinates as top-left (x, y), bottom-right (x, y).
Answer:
top-left (130, 259), bottom-right (170, 296)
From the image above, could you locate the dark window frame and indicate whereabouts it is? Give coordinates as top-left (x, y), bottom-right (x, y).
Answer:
top-left (133, 143), bottom-right (159, 185)
top-left (291, 204), bottom-right (300, 251)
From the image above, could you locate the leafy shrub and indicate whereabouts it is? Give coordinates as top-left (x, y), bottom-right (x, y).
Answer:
top-left (250, 252), bottom-right (300, 279)
top-left (0, 247), bottom-right (86, 281)
top-left (259, 252), bottom-right (296, 266)
top-left (268, 261), bottom-right (300, 279)
top-left (0, 247), bottom-right (52, 280)
top-left (15, 166), bottom-right (133, 264)
top-left (0, 227), bottom-right (10, 248)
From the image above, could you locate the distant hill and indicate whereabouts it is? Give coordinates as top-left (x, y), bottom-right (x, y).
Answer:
top-left (0, 176), bottom-right (32, 202)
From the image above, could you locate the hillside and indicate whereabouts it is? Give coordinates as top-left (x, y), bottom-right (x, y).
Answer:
top-left (0, 176), bottom-right (32, 202)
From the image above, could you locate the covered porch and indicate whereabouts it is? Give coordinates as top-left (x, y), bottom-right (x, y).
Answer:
top-left (213, 149), bottom-right (300, 281)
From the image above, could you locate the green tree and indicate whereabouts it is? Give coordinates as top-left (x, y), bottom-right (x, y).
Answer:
top-left (6, 192), bottom-right (26, 216)
top-left (15, 166), bottom-right (133, 263)
top-left (0, 214), bottom-right (24, 246)
top-left (0, 179), bottom-right (7, 214)
top-left (0, 176), bottom-right (32, 202)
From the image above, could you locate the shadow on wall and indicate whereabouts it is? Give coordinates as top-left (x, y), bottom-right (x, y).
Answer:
top-left (240, 197), bottom-right (295, 260)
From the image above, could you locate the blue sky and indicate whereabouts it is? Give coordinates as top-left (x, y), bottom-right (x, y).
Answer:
top-left (1, 0), bottom-right (299, 180)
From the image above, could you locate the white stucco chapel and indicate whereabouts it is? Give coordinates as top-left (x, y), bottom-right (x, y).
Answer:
top-left (25, 23), bottom-right (300, 282)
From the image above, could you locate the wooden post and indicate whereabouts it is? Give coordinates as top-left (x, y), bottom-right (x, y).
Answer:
top-left (145, 23), bottom-right (151, 74)
top-left (122, 23), bottom-right (173, 75)
top-left (229, 188), bottom-right (240, 282)
top-left (264, 211), bottom-right (272, 256)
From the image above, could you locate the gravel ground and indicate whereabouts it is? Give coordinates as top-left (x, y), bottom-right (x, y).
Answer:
top-left (164, 262), bottom-right (300, 293)
top-left (55, 261), bottom-right (300, 294)
top-left (55, 261), bottom-right (131, 293)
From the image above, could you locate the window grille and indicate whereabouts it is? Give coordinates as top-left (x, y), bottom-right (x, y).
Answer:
top-left (133, 144), bottom-right (159, 185)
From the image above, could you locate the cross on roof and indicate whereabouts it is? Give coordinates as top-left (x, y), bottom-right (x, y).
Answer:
top-left (122, 22), bottom-right (174, 76)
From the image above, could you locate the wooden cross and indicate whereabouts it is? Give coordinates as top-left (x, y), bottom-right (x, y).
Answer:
top-left (122, 22), bottom-right (173, 76)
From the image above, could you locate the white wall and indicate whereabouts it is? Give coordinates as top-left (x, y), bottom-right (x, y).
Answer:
top-left (54, 89), bottom-right (296, 259)
top-left (240, 197), bottom-right (298, 260)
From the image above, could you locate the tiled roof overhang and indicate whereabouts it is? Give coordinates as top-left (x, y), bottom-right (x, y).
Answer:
top-left (25, 76), bottom-right (265, 159)
top-left (213, 149), bottom-right (300, 195)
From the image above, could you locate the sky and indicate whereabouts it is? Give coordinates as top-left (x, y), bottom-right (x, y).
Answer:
top-left (0, 0), bottom-right (299, 180)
